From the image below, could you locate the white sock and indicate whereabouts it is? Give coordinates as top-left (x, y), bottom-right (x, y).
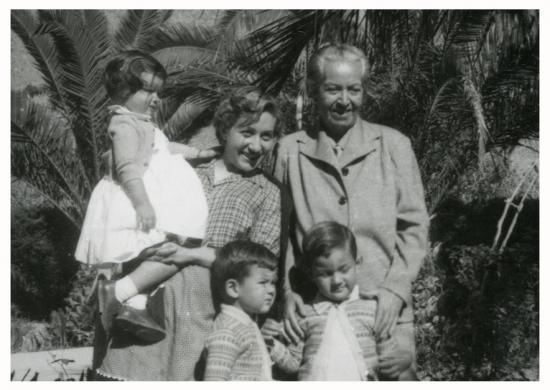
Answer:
top-left (125, 294), bottom-right (147, 310)
top-left (115, 276), bottom-right (138, 303)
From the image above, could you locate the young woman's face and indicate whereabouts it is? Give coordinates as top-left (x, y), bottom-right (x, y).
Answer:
top-left (234, 265), bottom-right (277, 315)
top-left (123, 71), bottom-right (163, 116)
top-left (222, 111), bottom-right (277, 173)
top-left (316, 59), bottom-right (364, 137)
top-left (311, 246), bottom-right (359, 303)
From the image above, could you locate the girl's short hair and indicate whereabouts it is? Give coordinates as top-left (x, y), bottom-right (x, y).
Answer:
top-left (307, 43), bottom-right (369, 95)
top-left (301, 221), bottom-right (358, 271)
top-left (211, 240), bottom-right (278, 305)
top-left (212, 87), bottom-right (282, 145)
top-left (104, 50), bottom-right (167, 103)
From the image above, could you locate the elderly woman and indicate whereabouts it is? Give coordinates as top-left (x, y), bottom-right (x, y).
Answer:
top-left (95, 87), bottom-right (283, 380)
top-left (275, 43), bottom-right (429, 379)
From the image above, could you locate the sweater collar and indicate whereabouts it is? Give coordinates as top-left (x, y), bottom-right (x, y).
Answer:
top-left (108, 105), bottom-right (152, 122)
top-left (312, 285), bottom-right (360, 315)
top-left (220, 304), bottom-right (255, 325)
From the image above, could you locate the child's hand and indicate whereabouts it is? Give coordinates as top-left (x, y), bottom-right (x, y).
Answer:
top-left (261, 318), bottom-right (283, 341)
top-left (377, 349), bottom-right (412, 379)
top-left (136, 202), bottom-right (156, 232)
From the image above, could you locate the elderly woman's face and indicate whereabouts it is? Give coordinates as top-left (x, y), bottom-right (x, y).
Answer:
top-left (222, 112), bottom-right (277, 173)
top-left (316, 59), bottom-right (364, 136)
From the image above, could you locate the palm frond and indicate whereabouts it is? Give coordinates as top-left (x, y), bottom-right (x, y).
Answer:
top-left (11, 10), bottom-right (68, 112)
top-left (145, 23), bottom-right (217, 55)
top-left (114, 10), bottom-right (173, 52)
top-left (35, 10), bottom-right (111, 185)
top-left (11, 100), bottom-right (89, 227)
top-left (243, 10), bottom-right (331, 93)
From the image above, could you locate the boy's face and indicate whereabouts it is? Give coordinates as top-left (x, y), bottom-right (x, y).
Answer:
top-left (123, 71), bottom-right (163, 116)
top-left (234, 265), bottom-right (277, 315)
top-left (311, 246), bottom-right (359, 303)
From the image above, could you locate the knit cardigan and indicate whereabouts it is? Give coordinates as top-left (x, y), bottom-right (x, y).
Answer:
top-left (204, 305), bottom-right (271, 381)
top-left (269, 297), bottom-right (397, 380)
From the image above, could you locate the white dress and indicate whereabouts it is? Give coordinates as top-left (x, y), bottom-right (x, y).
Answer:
top-left (75, 127), bottom-right (208, 266)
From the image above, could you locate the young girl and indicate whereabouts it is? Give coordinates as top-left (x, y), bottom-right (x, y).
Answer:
top-left (205, 241), bottom-right (278, 381)
top-left (264, 221), bottom-right (413, 380)
top-left (75, 50), bottom-right (212, 341)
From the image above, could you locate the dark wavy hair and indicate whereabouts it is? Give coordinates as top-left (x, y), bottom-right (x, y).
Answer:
top-left (301, 221), bottom-right (358, 272)
top-left (103, 50), bottom-right (167, 104)
top-left (212, 87), bottom-right (282, 145)
top-left (211, 240), bottom-right (278, 305)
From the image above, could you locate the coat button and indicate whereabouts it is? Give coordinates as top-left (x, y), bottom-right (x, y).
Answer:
top-left (144, 162), bottom-right (149, 167)
top-left (339, 197), bottom-right (347, 205)
top-left (342, 167), bottom-right (349, 176)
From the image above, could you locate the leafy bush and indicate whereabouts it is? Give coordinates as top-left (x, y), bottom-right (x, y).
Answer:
top-left (415, 239), bottom-right (538, 380)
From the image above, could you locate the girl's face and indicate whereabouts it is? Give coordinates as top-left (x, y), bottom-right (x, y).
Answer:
top-left (311, 246), bottom-right (359, 303)
top-left (222, 111), bottom-right (277, 173)
top-left (233, 265), bottom-right (277, 315)
top-left (316, 59), bottom-right (364, 137)
top-left (123, 71), bottom-right (163, 116)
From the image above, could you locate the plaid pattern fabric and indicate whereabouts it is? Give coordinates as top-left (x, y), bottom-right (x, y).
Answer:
top-left (97, 161), bottom-right (282, 380)
top-left (196, 160), bottom-right (281, 255)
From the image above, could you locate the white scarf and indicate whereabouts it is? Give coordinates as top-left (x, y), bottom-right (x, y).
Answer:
top-left (307, 286), bottom-right (369, 381)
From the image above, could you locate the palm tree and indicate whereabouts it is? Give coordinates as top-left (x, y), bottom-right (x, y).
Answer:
top-left (11, 10), bottom-right (218, 228)
top-left (237, 10), bottom-right (539, 212)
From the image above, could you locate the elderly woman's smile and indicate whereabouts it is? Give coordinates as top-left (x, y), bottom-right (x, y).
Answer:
top-left (222, 112), bottom-right (277, 173)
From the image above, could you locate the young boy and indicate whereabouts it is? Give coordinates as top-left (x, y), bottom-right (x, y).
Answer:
top-left (264, 221), bottom-right (413, 380)
top-left (204, 240), bottom-right (278, 381)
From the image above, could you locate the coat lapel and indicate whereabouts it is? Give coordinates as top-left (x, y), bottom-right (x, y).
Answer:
top-left (297, 120), bottom-right (381, 170)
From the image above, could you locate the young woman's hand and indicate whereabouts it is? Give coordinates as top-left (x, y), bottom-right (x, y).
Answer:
top-left (377, 349), bottom-right (412, 379)
top-left (135, 202), bottom-right (156, 232)
top-left (283, 291), bottom-right (306, 344)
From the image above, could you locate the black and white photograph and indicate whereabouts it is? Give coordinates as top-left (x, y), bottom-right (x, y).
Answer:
top-left (9, 4), bottom-right (541, 382)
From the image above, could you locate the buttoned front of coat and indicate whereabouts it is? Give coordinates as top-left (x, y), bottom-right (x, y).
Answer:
top-left (275, 120), bottom-right (429, 322)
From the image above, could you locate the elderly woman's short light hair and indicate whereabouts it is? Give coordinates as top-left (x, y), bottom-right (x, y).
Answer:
top-left (306, 43), bottom-right (369, 94)
top-left (212, 87), bottom-right (282, 145)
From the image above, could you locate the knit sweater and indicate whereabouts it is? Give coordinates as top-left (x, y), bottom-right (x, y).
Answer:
top-left (269, 294), bottom-right (397, 380)
top-left (204, 305), bottom-right (272, 381)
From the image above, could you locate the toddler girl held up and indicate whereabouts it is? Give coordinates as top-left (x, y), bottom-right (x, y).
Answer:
top-left (75, 50), bottom-right (211, 341)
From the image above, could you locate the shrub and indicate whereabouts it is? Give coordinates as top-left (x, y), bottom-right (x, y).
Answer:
top-left (415, 242), bottom-right (538, 380)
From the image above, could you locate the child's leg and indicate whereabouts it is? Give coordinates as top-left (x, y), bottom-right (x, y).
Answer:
top-left (115, 261), bottom-right (179, 303)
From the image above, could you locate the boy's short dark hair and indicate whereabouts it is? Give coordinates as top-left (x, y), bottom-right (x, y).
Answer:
top-left (301, 221), bottom-right (358, 271)
top-left (211, 240), bottom-right (278, 305)
top-left (104, 50), bottom-right (167, 104)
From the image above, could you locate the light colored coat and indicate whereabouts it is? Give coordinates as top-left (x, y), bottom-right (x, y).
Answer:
top-left (274, 119), bottom-right (429, 321)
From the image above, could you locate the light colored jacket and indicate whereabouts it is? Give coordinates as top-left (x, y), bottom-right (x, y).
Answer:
top-left (274, 119), bottom-right (429, 321)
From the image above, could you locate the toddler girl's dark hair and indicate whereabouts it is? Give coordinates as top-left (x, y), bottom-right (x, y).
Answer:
top-left (211, 240), bottom-right (278, 306)
top-left (301, 221), bottom-right (358, 272)
top-left (103, 50), bottom-right (167, 104)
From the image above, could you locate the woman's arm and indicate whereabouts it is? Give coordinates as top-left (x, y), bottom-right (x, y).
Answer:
top-left (376, 135), bottom-right (430, 338)
top-left (147, 242), bottom-right (217, 269)
top-left (168, 142), bottom-right (219, 160)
